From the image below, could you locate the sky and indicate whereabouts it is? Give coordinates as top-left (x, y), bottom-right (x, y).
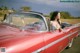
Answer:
top-left (0, 0), bottom-right (80, 17)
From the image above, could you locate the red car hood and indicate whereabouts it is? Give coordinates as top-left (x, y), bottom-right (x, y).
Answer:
top-left (0, 24), bottom-right (44, 53)
top-left (0, 31), bottom-right (44, 53)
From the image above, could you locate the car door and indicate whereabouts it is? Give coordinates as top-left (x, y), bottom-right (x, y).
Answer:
top-left (43, 28), bottom-right (70, 53)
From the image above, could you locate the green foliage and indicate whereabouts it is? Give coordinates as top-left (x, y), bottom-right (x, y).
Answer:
top-left (0, 6), bottom-right (8, 10)
top-left (50, 12), bottom-right (53, 18)
top-left (0, 6), bottom-right (15, 17)
top-left (44, 15), bottom-right (49, 17)
top-left (76, 17), bottom-right (80, 19)
top-left (60, 11), bottom-right (72, 19)
top-left (21, 6), bottom-right (31, 12)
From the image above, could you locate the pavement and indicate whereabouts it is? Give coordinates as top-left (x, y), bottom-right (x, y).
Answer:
top-left (62, 36), bottom-right (80, 53)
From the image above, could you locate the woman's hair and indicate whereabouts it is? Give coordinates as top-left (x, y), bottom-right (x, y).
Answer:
top-left (50, 11), bottom-right (59, 21)
top-left (50, 11), bottom-right (61, 25)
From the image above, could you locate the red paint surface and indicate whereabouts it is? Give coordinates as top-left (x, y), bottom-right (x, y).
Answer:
top-left (0, 23), bottom-right (80, 53)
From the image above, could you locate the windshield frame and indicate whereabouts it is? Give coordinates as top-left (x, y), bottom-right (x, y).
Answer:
top-left (4, 12), bottom-right (48, 32)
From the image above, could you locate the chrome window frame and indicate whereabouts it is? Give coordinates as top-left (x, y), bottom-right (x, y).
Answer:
top-left (4, 12), bottom-right (49, 32)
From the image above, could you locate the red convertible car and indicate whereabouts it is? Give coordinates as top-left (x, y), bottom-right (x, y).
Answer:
top-left (0, 12), bottom-right (80, 53)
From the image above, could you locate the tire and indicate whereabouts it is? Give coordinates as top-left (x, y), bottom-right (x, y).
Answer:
top-left (66, 38), bottom-right (73, 49)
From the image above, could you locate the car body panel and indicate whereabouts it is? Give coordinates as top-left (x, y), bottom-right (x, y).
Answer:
top-left (0, 12), bottom-right (80, 53)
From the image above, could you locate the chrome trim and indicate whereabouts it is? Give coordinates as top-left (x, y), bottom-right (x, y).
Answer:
top-left (5, 12), bottom-right (49, 32)
top-left (32, 31), bottom-right (78, 53)
top-left (25, 12), bottom-right (49, 32)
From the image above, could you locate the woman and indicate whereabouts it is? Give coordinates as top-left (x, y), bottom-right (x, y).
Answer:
top-left (50, 11), bottom-right (61, 30)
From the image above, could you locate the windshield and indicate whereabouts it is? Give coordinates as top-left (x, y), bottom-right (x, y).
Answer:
top-left (4, 13), bottom-right (47, 31)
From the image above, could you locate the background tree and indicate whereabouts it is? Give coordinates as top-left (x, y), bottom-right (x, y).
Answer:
top-left (11, 8), bottom-right (16, 12)
top-left (0, 6), bottom-right (8, 16)
top-left (60, 11), bottom-right (73, 19)
top-left (21, 6), bottom-right (31, 12)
